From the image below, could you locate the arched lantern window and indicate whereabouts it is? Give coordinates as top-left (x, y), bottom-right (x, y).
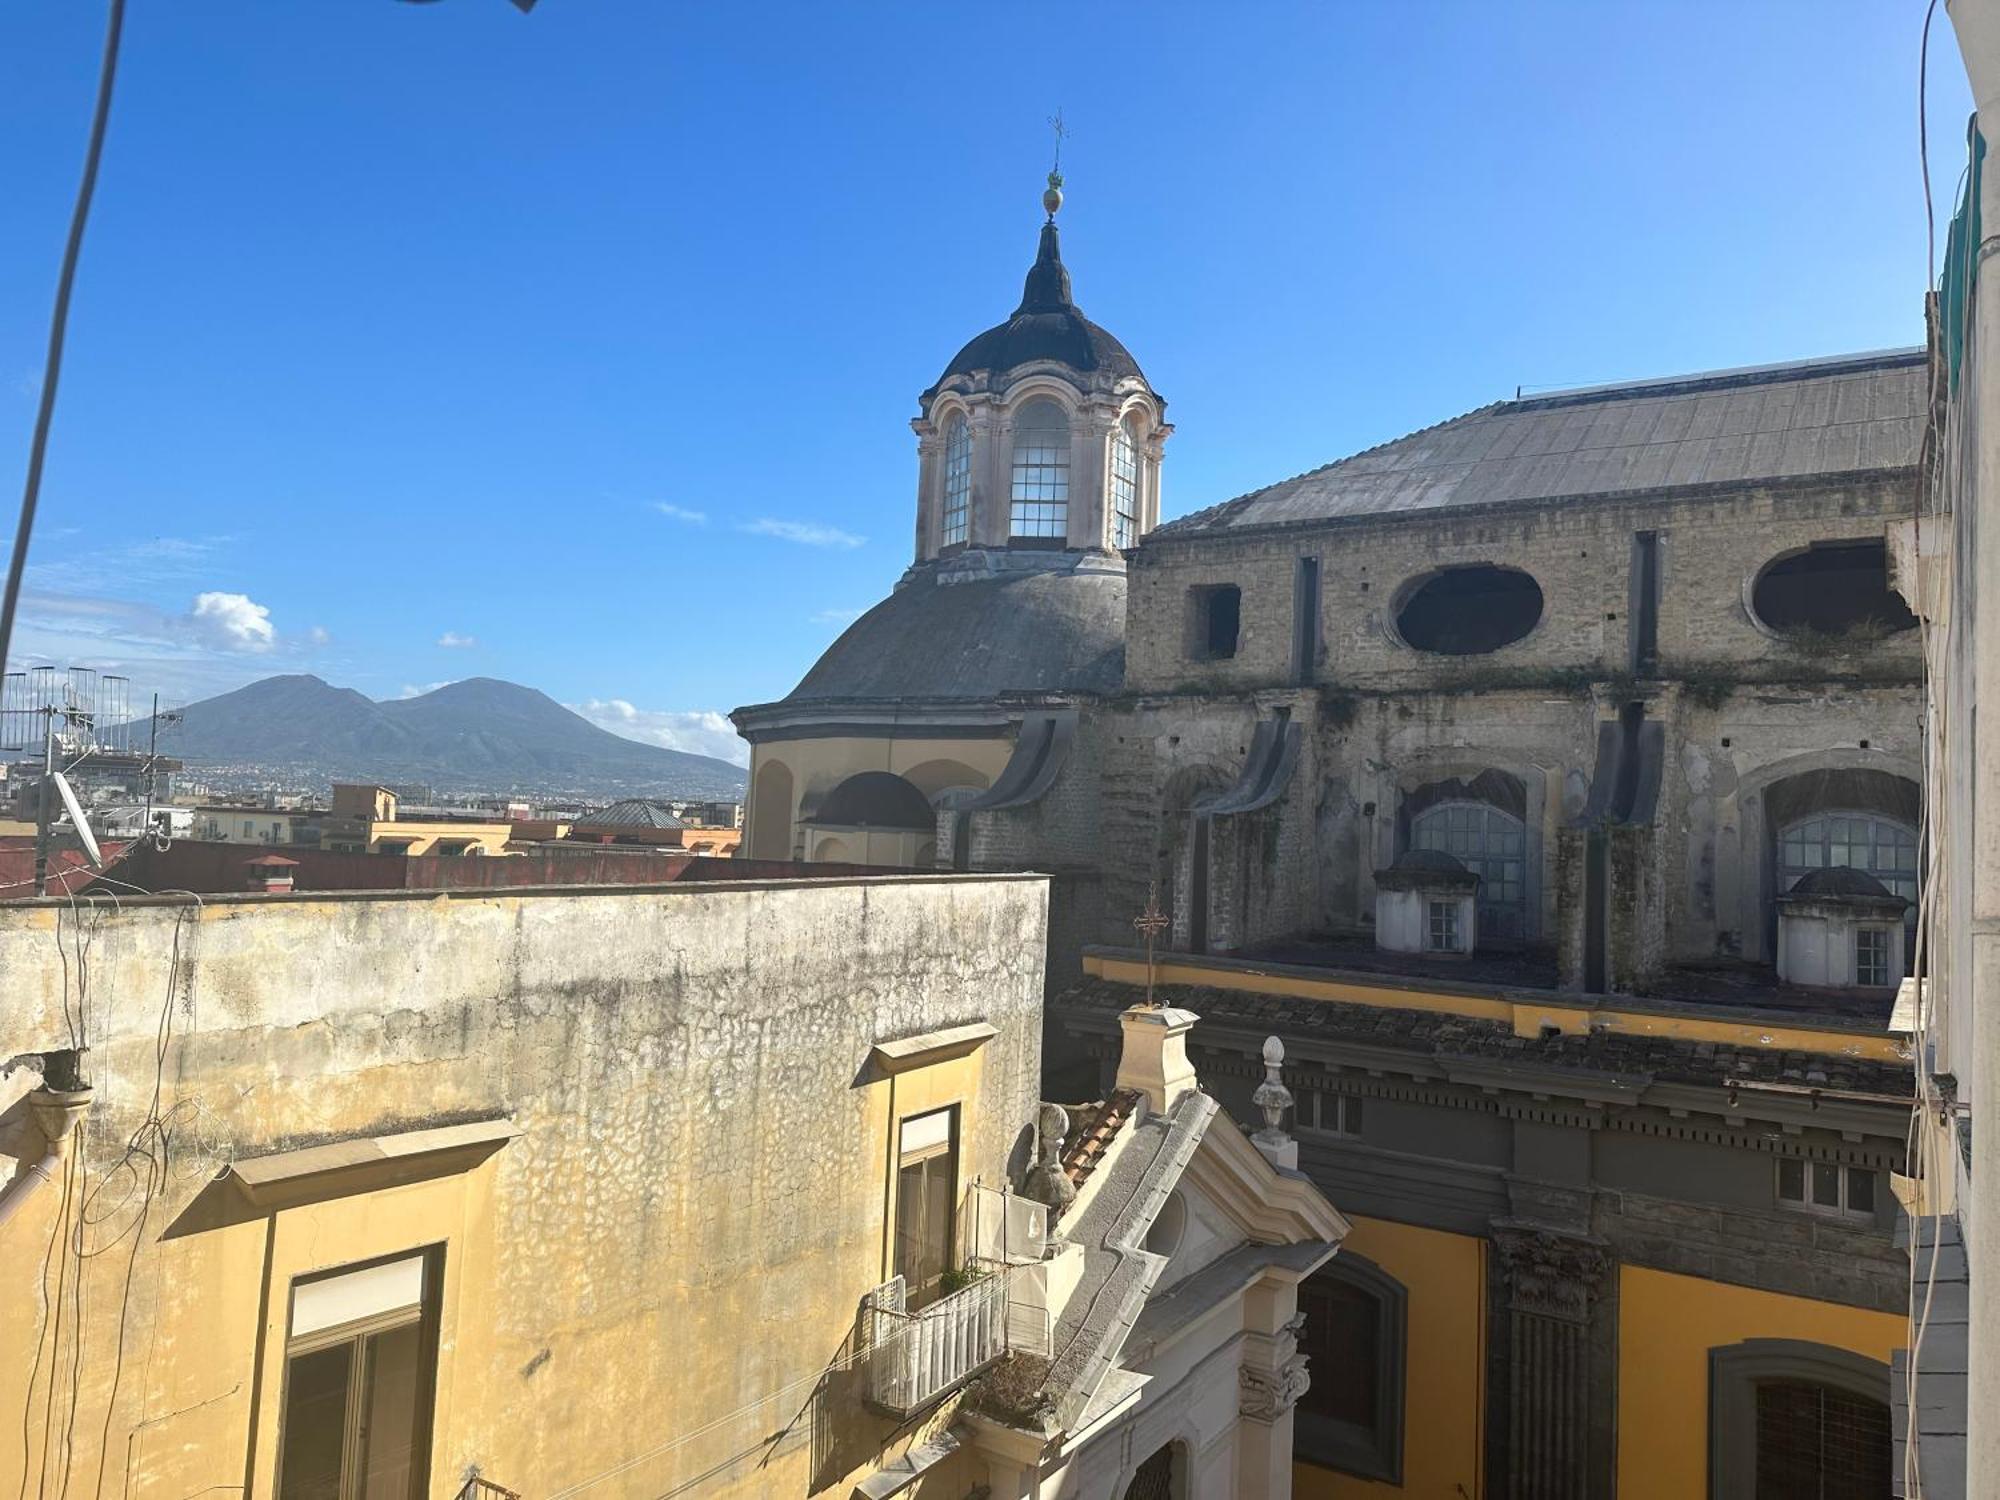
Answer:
top-left (1010, 399), bottom-right (1070, 539)
top-left (940, 414), bottom-right (972, 547)
top-left (1110, 417), bottom-right (1140, 549)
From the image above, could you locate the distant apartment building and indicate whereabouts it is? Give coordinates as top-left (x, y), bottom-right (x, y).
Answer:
top-left (319, 782), bottom-right (513, 856)
top-left (191, 803), bottom-right (311, 845)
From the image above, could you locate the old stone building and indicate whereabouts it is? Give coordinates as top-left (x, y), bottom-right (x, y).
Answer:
top-left (732, 173), bottom-right (1163, 883)
top-left (723, 165), bottom-right (1934, 1493)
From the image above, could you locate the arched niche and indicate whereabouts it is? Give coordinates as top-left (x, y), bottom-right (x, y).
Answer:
top-left (748, 759), bottom-right (795, 861)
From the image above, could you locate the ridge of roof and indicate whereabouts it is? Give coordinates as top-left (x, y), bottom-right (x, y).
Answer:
top-left (1512, 346), bottom-right (1925, 411)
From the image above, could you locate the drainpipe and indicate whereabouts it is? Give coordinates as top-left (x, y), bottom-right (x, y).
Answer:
top-left (0, 1076), bottom-right (92, 1230)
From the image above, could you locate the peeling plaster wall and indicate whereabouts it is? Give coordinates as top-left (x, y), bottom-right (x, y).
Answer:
top-left (0, 874), bottom-right (1047, 1499)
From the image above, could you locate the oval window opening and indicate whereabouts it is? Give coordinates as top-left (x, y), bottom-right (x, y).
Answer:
top-left (1752, 540), bottom-right (1917, 640)
top-left (1396, 565), bottom-right (1543, 655)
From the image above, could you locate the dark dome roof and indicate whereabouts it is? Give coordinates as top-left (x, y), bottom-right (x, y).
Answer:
top-left (783, 564), bottom-right (1125, 705)
top-left (1784, 866), bottom-right (1904, 901)
top-left (929, 223), bottom-right (1146, 394)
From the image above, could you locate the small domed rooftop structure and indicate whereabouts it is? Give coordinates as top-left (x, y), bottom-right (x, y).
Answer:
top-left (1374, 848), bottom-right (1482, 891)
top-left (732, 173), bottom-right (1165, 868)
top-left (1782, 866), bottom-right (1901, 901)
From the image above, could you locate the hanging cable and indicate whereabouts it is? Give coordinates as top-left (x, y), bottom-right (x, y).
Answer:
top-left (0, 0), bottom-right (130, 684)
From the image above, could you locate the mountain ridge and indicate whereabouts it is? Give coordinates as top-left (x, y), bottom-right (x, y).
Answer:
top-left (155, 674), bottom-right (746, 799)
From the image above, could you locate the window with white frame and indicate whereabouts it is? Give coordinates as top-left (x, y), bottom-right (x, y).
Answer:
top-left (276, 1249), bottom-right (440, 1500)
top-left (1009, 400), bottom-right (1069, 538)
top-left (1854, 926), bottom-right (1892, 988)
top-left (1776, 1158), bottom-right (1877, 1219)
top-left (1300, 1087), bottom-right (1365, 1138)
top-left (1109, 419), bottom-right (1139, 549)
top-left (940, 415), bottom-right (972, 547)
top-left (895, 1107), bottom-right (958, 1305)
top-left (1427, 900), bottom-right (1460, 952)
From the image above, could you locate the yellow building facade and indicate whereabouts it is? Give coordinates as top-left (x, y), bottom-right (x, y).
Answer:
top-left (0, 875), bottom-right (1051, 1497)
top-left (1050, 949), bottom-right (1918, 1497)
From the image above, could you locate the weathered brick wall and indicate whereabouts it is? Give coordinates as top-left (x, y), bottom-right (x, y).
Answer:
top-left (1085, 476), bottom-right (1923, 972)
top-left (1126, 476), bottom-right (1922, 695)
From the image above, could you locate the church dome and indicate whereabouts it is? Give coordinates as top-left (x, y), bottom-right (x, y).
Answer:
top-left (925, 221), bottom-right (1149, 398)
top-left (780, 559), bottom-right (1126, 706)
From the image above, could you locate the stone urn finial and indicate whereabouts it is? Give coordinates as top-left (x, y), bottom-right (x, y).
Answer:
top-left (1251, 1036), bottom-right (1296, 1168)
top-left (1021, 1102), bottom-right (1076, 1214)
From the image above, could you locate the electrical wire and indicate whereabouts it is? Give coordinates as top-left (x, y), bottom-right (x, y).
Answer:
top-left (0, 0), bottom-right (129, 685)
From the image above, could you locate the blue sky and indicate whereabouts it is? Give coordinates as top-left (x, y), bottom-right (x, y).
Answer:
top-left (0, 1), bottom-right (1973, 766)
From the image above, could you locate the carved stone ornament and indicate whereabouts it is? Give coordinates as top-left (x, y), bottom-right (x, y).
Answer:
top-left (1239, 1354), bottom-right (1310, 1423)
top-left (1492, 1225), bottom-right (1611, 1324)
top-left (1020, 1102), bottom-right (1077, 1213)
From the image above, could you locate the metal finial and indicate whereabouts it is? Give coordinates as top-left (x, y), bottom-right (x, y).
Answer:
top-left (1044, 109), bottom-right (1068, 220)
top-left (1134, 882), bottom-right (1169, 1008)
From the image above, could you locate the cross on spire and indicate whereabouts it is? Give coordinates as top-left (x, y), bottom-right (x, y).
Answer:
top-left (1043, 110), bottom-right (1069, 220)
top-left (1133, 882), bottom-right (1169, 1008)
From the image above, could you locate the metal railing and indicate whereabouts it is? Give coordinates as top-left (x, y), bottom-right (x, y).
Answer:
top-left (864, 1270), bottom-right (1010, 1416)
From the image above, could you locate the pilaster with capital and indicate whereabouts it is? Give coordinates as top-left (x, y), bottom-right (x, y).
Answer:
top-left (1488, 1224), bottom-right (1615, 1500)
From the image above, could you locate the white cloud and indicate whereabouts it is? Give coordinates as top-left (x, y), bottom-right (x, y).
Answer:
top-left (437, 631), bottom-right (478, 649)
top-left (738, 518), bottom-right (865, 549)
top-left (812, 606), bottom-right (865, 626)
top-left (652, 502), bottom-right (708, 525)
top-left (306, 624), bottom-right (332, 646)
top-left (569, 698), bottom-right (749, 766)
top-left (189, 591), bottom-right (275, 652)
top-left (398, 681), bottom-right (451, 699)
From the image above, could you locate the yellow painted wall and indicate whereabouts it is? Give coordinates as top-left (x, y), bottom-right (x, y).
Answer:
top-left (1615, 1265), bottom-right (1906, 1500)
top-left (0, 878), bottom-right (1048, 1499)
top-left (1294, 1215), bottom-right (1486, 1500)
top-left (367, 819), bottom-right (514, 856)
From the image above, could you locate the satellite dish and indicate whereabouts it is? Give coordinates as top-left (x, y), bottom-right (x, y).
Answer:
top-left (50, 772), bottom-right (103, 869)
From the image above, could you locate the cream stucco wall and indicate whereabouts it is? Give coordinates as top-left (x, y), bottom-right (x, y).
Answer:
top-left (0, 874), bottom-right (1048, 1498)
top-left (747, 734), bottom-right (1015, 864)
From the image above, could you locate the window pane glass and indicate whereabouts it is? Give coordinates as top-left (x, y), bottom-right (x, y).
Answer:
top-left (1010, 400), bottom-right (1070, 537)
top-left (1344, 1094), bottom-right (1363, 1136)
top-left (1777, 1158), bottom-right (1805, 1201)
top-left (941, 417), bottom-right (972, 546)
top-left (359, 1323), bottom-right (425, 1500)
top-left (1812, 1162), bottom-right (1842, 1208)
top-left (1110, 423), bottom-right (1139, 549)
top-left (1410, 800), bottom-right (1529, 940)
top-left (1754, 1378), bottom-right (1891, 1500)
top-left (1299, 1279), bottom-right (1379, 1429)
top-left (1847, 1168), bottom-right (1876, 1215)
top-left (278, 1344), bottom-right (353, 1500)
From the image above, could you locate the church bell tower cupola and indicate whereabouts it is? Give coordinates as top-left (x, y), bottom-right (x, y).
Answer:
top-left (912, 174), bottom-right (1168, 564)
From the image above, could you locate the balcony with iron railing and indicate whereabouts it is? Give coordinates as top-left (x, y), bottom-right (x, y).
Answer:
top-left (862, 1183), bottom-right (1057, 1418)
